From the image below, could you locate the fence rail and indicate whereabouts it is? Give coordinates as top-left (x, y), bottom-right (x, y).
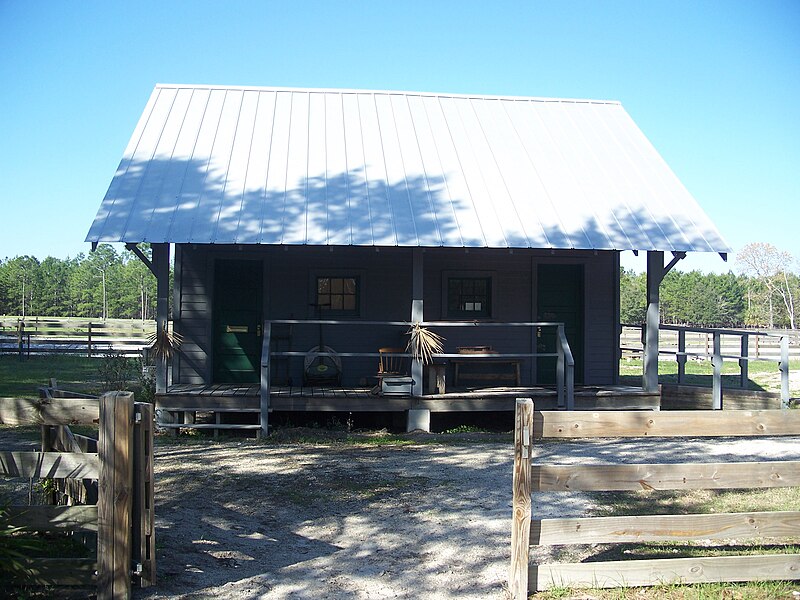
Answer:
top-left (622, 324), bottom-right (796, 407)
top-left (0, 317), bottom-right (155, 357)
top-left (510, 398), bottom-right (800, 597)
top-left (0, 390), bottom-right (155, 597)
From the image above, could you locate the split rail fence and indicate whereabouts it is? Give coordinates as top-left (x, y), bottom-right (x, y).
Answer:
top-left (0, 317), bottom-right (155, 356)
top-left (509, 398), bottom-right (800, 598)
top-left (0, 390), bottom-right (155, 598)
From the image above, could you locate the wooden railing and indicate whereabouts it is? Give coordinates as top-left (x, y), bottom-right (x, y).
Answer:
top-left (0, 391), bottom-right (155, 598)
top-left (622, 324), bottom-right (796, 407)
top-left (509, 398), bottom-right (800, 597)
top-left (259, 319), bottom-right (576, 435)
top-left (0, 317), bottom-right (155, 357)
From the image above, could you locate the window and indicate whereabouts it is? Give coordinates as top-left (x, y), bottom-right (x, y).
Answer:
top-left (317, 276), bottom-right (360, 315)
top-left (447, 276), bottom-right (492, 318)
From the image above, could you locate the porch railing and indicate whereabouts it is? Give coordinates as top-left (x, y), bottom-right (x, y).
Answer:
top-left (258, 319), bottom-right (575, 435)
top-left (622, 324), bottom-right (795, 408)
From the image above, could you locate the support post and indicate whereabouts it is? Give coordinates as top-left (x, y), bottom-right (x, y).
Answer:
top-left (643, 251), bottom-right (664, 392)
top-left (87, 322), bottom-right (93, 358)
top-left (98, 391), bottom-right (134, 600)
top-left (411, 248), bottom-right (424, 397)
top-left (780, 335), bottom-right (790, 408)
top-left (509, 398), bottom-right (533, 599)
top-left (260, 320), bottom-right (272, 437)
top-left (556, 326), bottom-right (565, 409)
top-left (712, 331), bottom-right (723, 410)
top-left (739, 334), bottom-right (749, 389)
top-left (152, 244), bottom-right (170, 394)
top-left (677, 328), bottom-right (686, 384)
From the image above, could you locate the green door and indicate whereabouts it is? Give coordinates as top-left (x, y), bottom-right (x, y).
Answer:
top-left (536, 264), bottom-right (584, 384)
top-left (213, 259), bottom-right (263, 383)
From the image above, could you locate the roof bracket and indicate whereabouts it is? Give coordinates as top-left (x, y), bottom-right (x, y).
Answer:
top-left (125, 243), bottom-right (156, 277)
top-left (91, 242), bottom-right (98, 252)
top-left (719, 252), bottom-right (728, 262)
top-left (663, 251), bottom-right (687, 277)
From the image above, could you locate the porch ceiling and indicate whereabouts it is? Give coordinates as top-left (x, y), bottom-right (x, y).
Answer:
top-left (87, 84), bottom-right (729, 254)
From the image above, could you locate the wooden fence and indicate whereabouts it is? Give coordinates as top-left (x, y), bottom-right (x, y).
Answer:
top-left (509, 398), bottom-right (800, 597)
top-left (0, 317), bottom-right (155, 356)
top-left (0, 391), bottom-right (155, 598)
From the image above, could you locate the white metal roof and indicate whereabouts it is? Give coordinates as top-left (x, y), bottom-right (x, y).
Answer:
top-left (86, 84), bottom-right (730, 252)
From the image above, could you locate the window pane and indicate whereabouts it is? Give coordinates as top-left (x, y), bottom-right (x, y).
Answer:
top-left (344, 278), bottom-right (356, 294)
top-left (318, 294), bottom-right (330, 308)
top-left (331, 295), bottom-right (343, 310)
top-left (318, 278), bottom-right (330, 293)
top-left (343, 295), bottom-right (356, 310)
top-left (331, 278), bottom-right (343, 294)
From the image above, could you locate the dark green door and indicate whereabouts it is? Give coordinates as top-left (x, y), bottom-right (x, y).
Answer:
top-left (536, 264), bottom-right (584, 384)
top-left (213, 259), bottom-right (263, 383)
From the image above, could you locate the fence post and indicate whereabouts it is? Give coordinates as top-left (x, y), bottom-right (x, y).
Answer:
top-left (712, 331), bottom-right (722, 410)
top-left (780, 336), bottom-right (790, 408)
top-left (677, 329), bottom-right (686, 384)
top-left (556, 328), bottom-right (565, 409)
top-left (510, 398), bottom-right (533, 599)
top-left (739, 333), bottom-right (749, 389)
top-left (98, 391), bottom-right (134, 600)
top-left (132, 402), bottom-right (156, 587)
top-left (88, 322), bottom-right (93, 358)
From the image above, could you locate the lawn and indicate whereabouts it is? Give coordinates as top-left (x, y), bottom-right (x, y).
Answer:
top-left (0, 353), bottom-right (149, 398)
top-left (619, 357), bottom-right (800, 397)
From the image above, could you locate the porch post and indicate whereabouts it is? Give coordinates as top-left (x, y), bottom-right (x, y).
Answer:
top-left (408, 248), bottom-right (430, 432)
top-left (643, 251), bottom-right (663, 393)
top-left (411, 248), bottom-right (424, 396)
top-left (152, 243), bottom-right (170, 394)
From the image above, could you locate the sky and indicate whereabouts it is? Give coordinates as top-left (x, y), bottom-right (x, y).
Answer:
top-left (1, 0), bottom-right (798, 273)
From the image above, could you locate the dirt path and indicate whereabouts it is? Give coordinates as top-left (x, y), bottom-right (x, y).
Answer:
top-left (133, 433), bottom-right (800, 600)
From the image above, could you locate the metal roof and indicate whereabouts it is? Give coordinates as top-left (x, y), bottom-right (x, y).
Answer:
top-left (86, 84), bottom-right (730, 252)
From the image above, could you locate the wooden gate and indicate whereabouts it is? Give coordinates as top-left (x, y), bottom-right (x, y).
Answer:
top-left (1, 391), bottom-right (155, 598)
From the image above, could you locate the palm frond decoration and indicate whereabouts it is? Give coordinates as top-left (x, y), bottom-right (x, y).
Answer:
top-left (405, 323), bottom-right (445, 365)
top-left (146, 325), bottom-right (184, 361)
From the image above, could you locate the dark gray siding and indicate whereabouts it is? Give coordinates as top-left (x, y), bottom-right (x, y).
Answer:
top-left (172, 245), bottom-right (620, 387)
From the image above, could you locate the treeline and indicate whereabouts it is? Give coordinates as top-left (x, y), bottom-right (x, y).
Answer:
top-left (621, 243), bottom-right (799, 329)
top-left (0, 244), bottom-right (158, 320)
top-left (2, 241), bottom-right (797, 329)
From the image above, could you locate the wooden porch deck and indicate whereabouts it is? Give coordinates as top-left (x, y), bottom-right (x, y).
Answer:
top-left (158, 383), bottom-right (660, 412)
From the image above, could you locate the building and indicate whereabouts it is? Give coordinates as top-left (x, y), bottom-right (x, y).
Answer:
top-left (86, 84), bottom-right (729, 433)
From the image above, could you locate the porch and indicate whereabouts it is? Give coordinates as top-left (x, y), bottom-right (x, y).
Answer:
top-left (155, 383), bottom-right (661, 436)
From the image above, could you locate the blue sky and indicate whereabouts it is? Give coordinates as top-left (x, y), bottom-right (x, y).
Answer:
top-left (1, 0), bottom-right (798, 273)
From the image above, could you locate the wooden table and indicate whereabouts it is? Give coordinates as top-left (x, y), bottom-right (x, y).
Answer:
top-left (451, 358), bottom-right (522, 387)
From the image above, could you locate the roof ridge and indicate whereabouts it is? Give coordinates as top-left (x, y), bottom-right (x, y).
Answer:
top-left (153, 83), bottom-right (622, 105)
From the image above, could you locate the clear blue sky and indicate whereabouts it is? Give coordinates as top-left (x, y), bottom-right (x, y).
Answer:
top-left (1, 0), bottom-right (798, 273)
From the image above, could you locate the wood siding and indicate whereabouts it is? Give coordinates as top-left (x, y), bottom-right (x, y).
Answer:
top-left (173, 245), bottom-right (620, 387)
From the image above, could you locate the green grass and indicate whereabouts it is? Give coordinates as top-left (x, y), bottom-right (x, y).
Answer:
top-left (0, 355), bottom-right (103, 398)
top-left (619, 357), bottom-right (800, 397)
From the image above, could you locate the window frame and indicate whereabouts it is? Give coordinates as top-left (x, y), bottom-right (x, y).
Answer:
top-left (309, 270), bottom-right (366, 318)
top-left (442, 271), bottom-right (495, 320)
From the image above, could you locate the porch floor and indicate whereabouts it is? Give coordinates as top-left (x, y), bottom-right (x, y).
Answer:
top-left (158, 383), bottom-right (660, 412)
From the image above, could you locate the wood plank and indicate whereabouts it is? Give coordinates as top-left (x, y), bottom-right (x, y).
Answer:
top-left (510, 399), bottom-right (534, 600)
top-left (531, 554), bottom-right (800, 591)
top-left (133, 402), bottom-right (156, 587)
top-left (97, 391), bottom-right (133, 600)
top-left (0, 397), bottom-right (99, 425)
top-left (531, 461), bottom-right (800, 492)
top-left (158, 423), bottom-right (262, 430)
top-left (534, 409), bottom-right (800, 439)
top-left (0, 451), bottom-right (99, 479)
top-left (531, 511), bottom-right (800, 545)
top-left (7, 505), bottom-right (98, 532)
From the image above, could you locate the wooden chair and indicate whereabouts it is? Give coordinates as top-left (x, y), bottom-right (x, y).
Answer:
top-left (374, 347), bottom-right (413, 395)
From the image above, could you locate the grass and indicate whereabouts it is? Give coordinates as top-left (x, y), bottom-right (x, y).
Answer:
top-left (0, 355), bottom-right (103, 398)
top-left (619, 357), bottom-right (800, 397)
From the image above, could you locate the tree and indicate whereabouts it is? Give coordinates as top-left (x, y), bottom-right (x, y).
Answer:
top-left (0, 256), bottom-right (40, 317)
top-left (736, 242), bottom-right (797, 329)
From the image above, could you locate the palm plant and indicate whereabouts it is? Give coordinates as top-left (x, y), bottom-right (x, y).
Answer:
top-left (405, 323), bottom-right (445, 365)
